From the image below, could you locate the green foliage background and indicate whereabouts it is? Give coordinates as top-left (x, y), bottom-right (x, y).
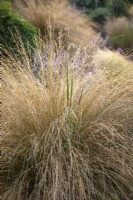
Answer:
top-left (70, 0), bottom-right (133, 23)
top-left (0, 2), bottom-right (37, 54)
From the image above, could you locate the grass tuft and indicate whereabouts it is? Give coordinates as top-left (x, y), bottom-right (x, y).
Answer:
top-left (14, 0), bottom-right (98, 46)
top-left (105, 16), bottom-right (133, 50)
top-left (1, 37), bottom-right (133, 200)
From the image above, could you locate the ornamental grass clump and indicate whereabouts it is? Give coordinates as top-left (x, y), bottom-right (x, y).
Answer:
top-left (14, 0), bottom-right (98, 46)
top-left (105, 17), bottom-right (133, 50)
top-left (129, 5), bottom-right (133, 18)
top-left (93, 49), bottom-right (133, 78)
top-left (1, 37), bottom-right (133, 200)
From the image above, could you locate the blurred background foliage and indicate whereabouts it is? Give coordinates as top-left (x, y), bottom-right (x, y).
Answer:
top-left (0, 2), bottom-right (37, 54)
top-left (70, 0), bottom-right (133, 23)
top-left (1, 0), bottom-right (133, 24)
top-left (0, 0), bottom-right (133, 50)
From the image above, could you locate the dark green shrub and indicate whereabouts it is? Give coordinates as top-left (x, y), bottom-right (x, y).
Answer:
top-left (111, 0), bottom-right (130, 17)
top-left (70, 0), bottom-right (133, 23)
top-left (69, 0), bottom-right (105, 9)
top-left (0, 2), bottom-right (37, 54)
top-left (89, 7), bottom-right (111, 23)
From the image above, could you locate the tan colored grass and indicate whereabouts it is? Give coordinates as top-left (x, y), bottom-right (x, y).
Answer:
top-left (1, 37), bottom-right (133, 200)
top-left (93, 49), bottom-right (133, 78)
top-left (105, 17), bottom-right (133, 50)
top-left (129, 5), bottom-right (133, 17)
top-left (14, 0), bottom-right (98, 47)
